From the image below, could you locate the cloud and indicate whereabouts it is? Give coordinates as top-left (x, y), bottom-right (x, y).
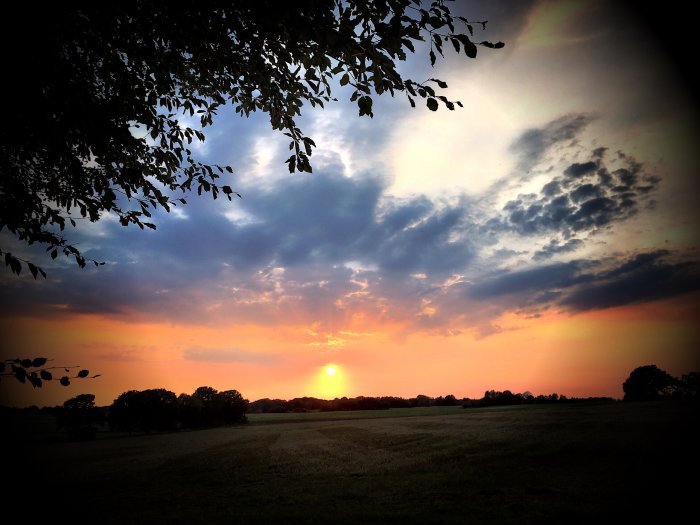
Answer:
top-left (532, 238), bottom-right (584, 261)
top-left (0, 110), bottom-right (694, 339)
top-left (497, 147), bottom-right (659, 237)
top-left (183, 347), bottom-right (279, 364)
top-left (508, 113), bottom-right (594, 174)
top-left (561, 251), bottom-right (700, 311)
top-left (468, 250), bottom-right (700, 314)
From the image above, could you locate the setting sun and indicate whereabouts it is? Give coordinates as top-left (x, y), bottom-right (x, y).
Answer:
top-left (326, 366), bottom-right (336, 376)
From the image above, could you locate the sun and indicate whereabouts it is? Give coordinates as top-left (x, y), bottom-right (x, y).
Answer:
top-left (326, 366), bottom-right (336, 376)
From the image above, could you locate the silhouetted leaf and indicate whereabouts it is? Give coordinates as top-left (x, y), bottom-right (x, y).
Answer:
top-left (32, 357), bottom-right (47, 367)
top-left (28, 373), bottom-right (42, 388)
top-left (78, 369), bottom-right (89, 378)
top-left (339, 73), bottom-right (349, 86)
top-left (20, 359), bottom-right (32, 368)
top-left (426, 98), bottom-right (439, 111)
top-left (13, 366), bottom-right (26, 383)
top-left (40, 370), bottom-right (53, 381)
top-left (60, 376), bottom-right (70, 386)
top-left (455, 35), bottom-right (477, 58)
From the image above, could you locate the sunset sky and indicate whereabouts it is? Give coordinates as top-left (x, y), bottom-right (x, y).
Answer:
top-left (2, 0), bottom-right (699, 407)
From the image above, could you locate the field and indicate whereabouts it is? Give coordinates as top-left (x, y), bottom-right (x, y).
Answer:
top-left (9, 402), bottom-right (698, 524)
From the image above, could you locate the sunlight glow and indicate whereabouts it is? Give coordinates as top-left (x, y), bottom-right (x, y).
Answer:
top-left (307, 364), bottom-right (348, 399)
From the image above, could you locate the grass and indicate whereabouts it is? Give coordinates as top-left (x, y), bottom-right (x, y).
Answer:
top-left (8, 401), bottom-right (698, 524)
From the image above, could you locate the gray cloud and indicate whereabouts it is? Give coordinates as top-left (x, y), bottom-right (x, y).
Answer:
top-left (468, 250), bottom-right (700, 314)
top-left (532, 238), bottom-right (584, 261)
top-left (509, 113), bottom-right (594, 174)
top-left (498, 148), bottom-right (659, 237)
top-left (562, 251), bottom-right (700, 311)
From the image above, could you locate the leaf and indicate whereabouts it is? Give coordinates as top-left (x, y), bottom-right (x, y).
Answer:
top-left (455, 35), bottom-right (477, 58)
top-left (60, 376), bottom-right (70, 386)
top-left (13, 366), bottom-right (26, 383)
top-left (431, 78), bottom-right (448, 89)
top-left (32, 357), bottom-right (47, 367)
top-left (357, 96), bottom-right (373, 117)
top-left (28, 373), bottom-right (42, 388)
top-left (28, 263), bottom-right (38, 279)
top-left (426, 98), bottom-right (439, 111)
top-left (20, 359), bottom-right (32, 368)
top-left (39, 268), bottom-right (47, 279)
top-left (51, 249), bottom-right (58, 260)
top-left (40, 370), bottom-right (53, 381)
top-left (429, 49), bottom-right (436, 66)
top-left (77, 369), bottom-right (89, 378)
top-left (339, 73), bottom-right (349, 86)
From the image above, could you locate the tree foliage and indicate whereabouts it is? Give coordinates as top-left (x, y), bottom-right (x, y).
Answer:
top-left (622, 365), bottom-right (676, 402)
top-left (0, 357), bottom-right (98, 388)
top-left (57, 393), bottom-right (102, 439)
top-left (110, 386), bottom-right (248, 432)
top-left (109, 388), bottom-right (180, 433)
top-left (1, 1), bottom-right (502, 275)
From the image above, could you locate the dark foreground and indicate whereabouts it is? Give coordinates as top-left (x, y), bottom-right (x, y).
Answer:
top-left (10, 401), bottom-right (698, 524)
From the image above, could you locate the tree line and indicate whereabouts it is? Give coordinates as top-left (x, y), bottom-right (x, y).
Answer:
top-left (15, 385), bottom-right (249, 440)
top-left (3, 364), bottom-right (697, 440)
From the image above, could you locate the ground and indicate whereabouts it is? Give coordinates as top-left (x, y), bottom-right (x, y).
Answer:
top-left (7, 401), bottom-right (698, 524)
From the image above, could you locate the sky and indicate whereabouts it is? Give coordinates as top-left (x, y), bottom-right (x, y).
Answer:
top-left (2, 0), bottom-right (699, 407)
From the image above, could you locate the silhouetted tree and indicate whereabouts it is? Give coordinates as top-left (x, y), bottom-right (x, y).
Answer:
top-left (623, 365), bottom-right (676, 402)
top-left (413, 394), bottom-right (433, 407)
top-left (109, 388), bottom-right (178, 433)
top-left (218, 389), bottom-right (249, 424)
top-left (248, 398), bottom-right (290, 413)
top-left (58, 393), bottom-right (101, 439)
top-left (177, 393), bottom-right (204, 429)
top-left (677, 372), bottom-right (700, 398)
top-left (181, 386), bottom-right (248, 428)
top-left (1, 2), bottom-right (502, 275)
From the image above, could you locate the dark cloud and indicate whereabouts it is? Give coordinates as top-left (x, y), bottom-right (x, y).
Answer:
top-left (532, 238), bottom-right (584, 261)
top-left (498, 147), bottom-right (659, 237)
top-left (509, 113), bottom-right (594, 174)
top-left (468, 250), bottom-right (700, 314)
top-left (564, 161), bottom-right (597, 178)
top-left (468, 262), bottom-right (587, 300)
top-left (562, 251), bottom-right (700, 311)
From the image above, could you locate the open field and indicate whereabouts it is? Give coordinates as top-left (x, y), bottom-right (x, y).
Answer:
top-left (9, 401), bottom-right (698, 524)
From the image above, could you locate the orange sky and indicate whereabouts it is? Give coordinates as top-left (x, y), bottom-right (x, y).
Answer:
top-left (2, 292), bottom-right (698, 407)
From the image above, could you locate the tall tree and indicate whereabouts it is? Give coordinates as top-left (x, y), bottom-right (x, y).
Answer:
top-left (0, 1), bottom-right (502, 276)
top-left (622, 365), bottom-right (676, 402)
